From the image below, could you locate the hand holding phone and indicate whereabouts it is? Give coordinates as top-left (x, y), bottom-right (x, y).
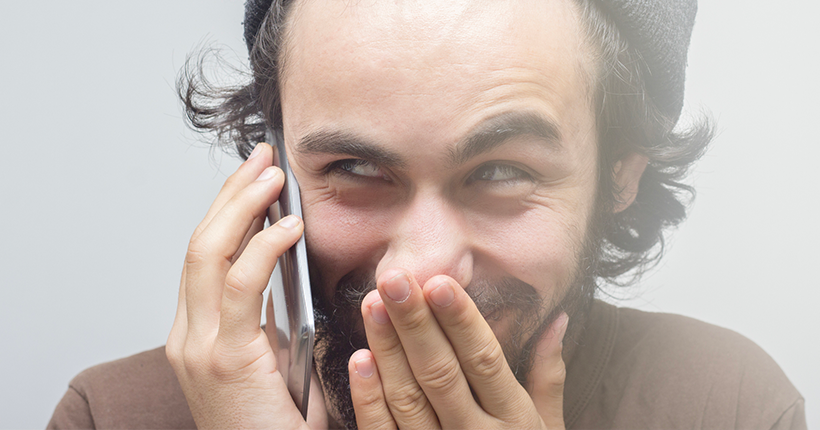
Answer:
top-left (168, 140), bottom-right (323, 428)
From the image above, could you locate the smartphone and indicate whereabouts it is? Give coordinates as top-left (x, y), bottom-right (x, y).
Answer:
top-left (265, 128), bottom-right (314, 419)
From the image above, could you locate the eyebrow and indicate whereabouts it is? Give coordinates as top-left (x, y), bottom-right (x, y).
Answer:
top-left (294, 111), bottom-right (562, 168)
top-left (448, 111), bottom-right (563, 167)
top-left (295, 130), bottom-right (407, 168)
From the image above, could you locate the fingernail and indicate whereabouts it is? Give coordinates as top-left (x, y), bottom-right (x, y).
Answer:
top-left (255, 167), bottom-right (277, 181)
top-left (384, 273), bottom-right (410, 303)
top-left (370, 300), bottom-right (390, 325)
top-left (355, 356), bottom-right (374, 379)
top-left (430, 282), bottom-right (454, 307)
top-left (248, 144), bottom-right (263, 160)
top-left (278, 215), bottom-right (300, 229)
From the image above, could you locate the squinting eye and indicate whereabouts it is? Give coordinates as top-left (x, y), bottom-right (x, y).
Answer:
top-left (468, 164), bottom-right (532, 183)
top-left (333, 159), bottom-right (390, 180)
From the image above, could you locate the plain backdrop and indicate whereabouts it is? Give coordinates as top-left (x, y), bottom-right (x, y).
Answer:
top-left (1, 1), bottom-right (818, 428)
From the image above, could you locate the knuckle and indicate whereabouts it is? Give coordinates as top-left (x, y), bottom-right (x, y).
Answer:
top-left (205, 359), bottom-right (234, 381)
top-left (185, 238), bottom-right (211, 266)
top-left (464, 339), bottom-right (507, 379)
top-left (198, 350), bottom-right (237, 381)
top-left (204, 344), bottom-right (266, 383)
top-left (358, 411), bottom-right (395, 430)
top-left (191, 224), bottom-right (206, 241)
top-left (181, 345), bottom-right (207, 372)
top-left (181, 344), bottom-right (237, 381)
top-left (387, 386), bottom-right (428, 417)
top-left (376, 337), bottom-right (407, 364)
top-left (355, 388), bottom-right (386, 412)
top-left (165, 344), bottom-right (182, 369)
top-left (550, 359), bottom-right (567, 387)
top-left (449, 304), bottom-right (473, 328)
top-left (394, 307), bottom-right (430, 336)
top-left (222, 172), bottom-right (243, 191)
top-left (415, 354), bottom-right (462, 394)
top-left (250, 229), bottom-right (287, 252)
top-left (224, 267), bottom-right (254, 297)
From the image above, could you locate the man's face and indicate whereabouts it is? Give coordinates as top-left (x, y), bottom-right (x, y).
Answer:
top-left (279, 0), bottom-right (598, 422)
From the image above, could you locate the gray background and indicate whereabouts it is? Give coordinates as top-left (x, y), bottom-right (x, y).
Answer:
top-left (1, 1), bottom-right (817, 428)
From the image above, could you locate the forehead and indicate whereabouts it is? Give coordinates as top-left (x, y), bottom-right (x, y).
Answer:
top-left (280, 0), bottom-right (595, 148)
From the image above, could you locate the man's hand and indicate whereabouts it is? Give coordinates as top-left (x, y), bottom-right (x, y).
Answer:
top-left (166, 142), bottom-right (328, 430)
top-left (349, 269), bottom-right (568, 429)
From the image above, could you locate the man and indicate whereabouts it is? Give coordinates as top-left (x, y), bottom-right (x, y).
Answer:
top-left (49, 0), bottom-right (805, 428)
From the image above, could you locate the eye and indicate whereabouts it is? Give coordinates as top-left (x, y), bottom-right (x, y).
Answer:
top-left (467, 163), bottom-right (533, 184)
top-left (330, 159), bottom-right (391, 181)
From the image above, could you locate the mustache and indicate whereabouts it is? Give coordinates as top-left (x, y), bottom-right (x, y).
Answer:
top-left (330, 272), bottom-right (541, 321)
top-left (312, 271), bottom-right (583, 429)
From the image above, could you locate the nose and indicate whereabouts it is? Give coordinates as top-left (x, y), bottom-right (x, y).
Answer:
top-left (375, 191), bottom-right (473, 288)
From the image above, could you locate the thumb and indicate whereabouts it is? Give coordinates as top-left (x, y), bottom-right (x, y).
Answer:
top-left (527, 312), bottom-right (569, 428)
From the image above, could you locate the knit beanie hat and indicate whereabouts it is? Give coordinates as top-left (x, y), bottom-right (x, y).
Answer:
top-left (242, 0), bottom-right (697, 123)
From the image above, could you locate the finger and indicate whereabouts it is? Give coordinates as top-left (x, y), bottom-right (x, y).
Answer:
top-left (218, 215), bottom-right (304, 347)
top-left (192, 142), bottom-right (273, 241)
top-left (361, 290), bottom-right (441, 429)
top-left (374, 270), bottom-right (478, 428)
top-left (421, 275), bottom-right (531, 420)
top-left (528, 313), bottom-right (568, 428)
top-left (173, 143), bottom-right (271, 346)
top-left (168, 264), bottom-right (189, 347)
top-left (265, 288), bottom-right (279, 357)
top-left (231, 215), bottom-right (266, 264)
top-left (306, 368), bottom-right (330, 429)
top-left (184, 166), bottom-right (284, 337)
top-left (349, 349), bottom-right (397, 430)
top-left (166, 264), bottom-right (190, 370)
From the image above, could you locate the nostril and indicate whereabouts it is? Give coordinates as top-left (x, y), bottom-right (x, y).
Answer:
top-left (375, 228), bottom-right (473, 291)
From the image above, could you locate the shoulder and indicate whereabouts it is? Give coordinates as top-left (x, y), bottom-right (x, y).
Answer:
top-left (613, 306), bottom-right (794, 389)
top-left (48, 346), bottom-right (195, 429)
top-left (590, 303), bottom-right (805, 429)
top-left (614, 305), bottom-right (779, 372)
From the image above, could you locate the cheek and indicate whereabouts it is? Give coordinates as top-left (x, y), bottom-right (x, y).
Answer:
top-left (302, 191), bottom-right (392, 285)
top-left (471, 195), bottom-right (591, 299)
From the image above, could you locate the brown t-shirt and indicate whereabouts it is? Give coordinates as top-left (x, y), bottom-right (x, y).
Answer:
top-left (48, 301), bottom-right (806, 429)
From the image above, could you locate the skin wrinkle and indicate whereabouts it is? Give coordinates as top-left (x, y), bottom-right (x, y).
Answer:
top-left (449, 112), bottom-right (563, 167)
top-left (279, 0), bottom-right (597, 130)
top-left (282, 1), bottom-right (595, 138)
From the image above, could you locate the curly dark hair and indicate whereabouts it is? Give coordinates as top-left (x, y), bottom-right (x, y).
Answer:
top-left (178, 0), bottom-right (713, 287)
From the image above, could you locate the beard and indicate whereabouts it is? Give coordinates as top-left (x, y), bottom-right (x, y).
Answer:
top-left (308, 205), bottom-right (605, 429)
top-left (309, 259), bottom-right (599, 429)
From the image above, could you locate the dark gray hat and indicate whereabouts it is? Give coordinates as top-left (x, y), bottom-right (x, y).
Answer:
top-left (594, 0), bottom-right (697, 123)
top-left (242, 0), bottom-right (697, 123)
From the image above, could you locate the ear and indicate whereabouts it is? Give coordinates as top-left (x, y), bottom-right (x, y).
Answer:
top-left (612, 152), bottom-right (649, 213)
